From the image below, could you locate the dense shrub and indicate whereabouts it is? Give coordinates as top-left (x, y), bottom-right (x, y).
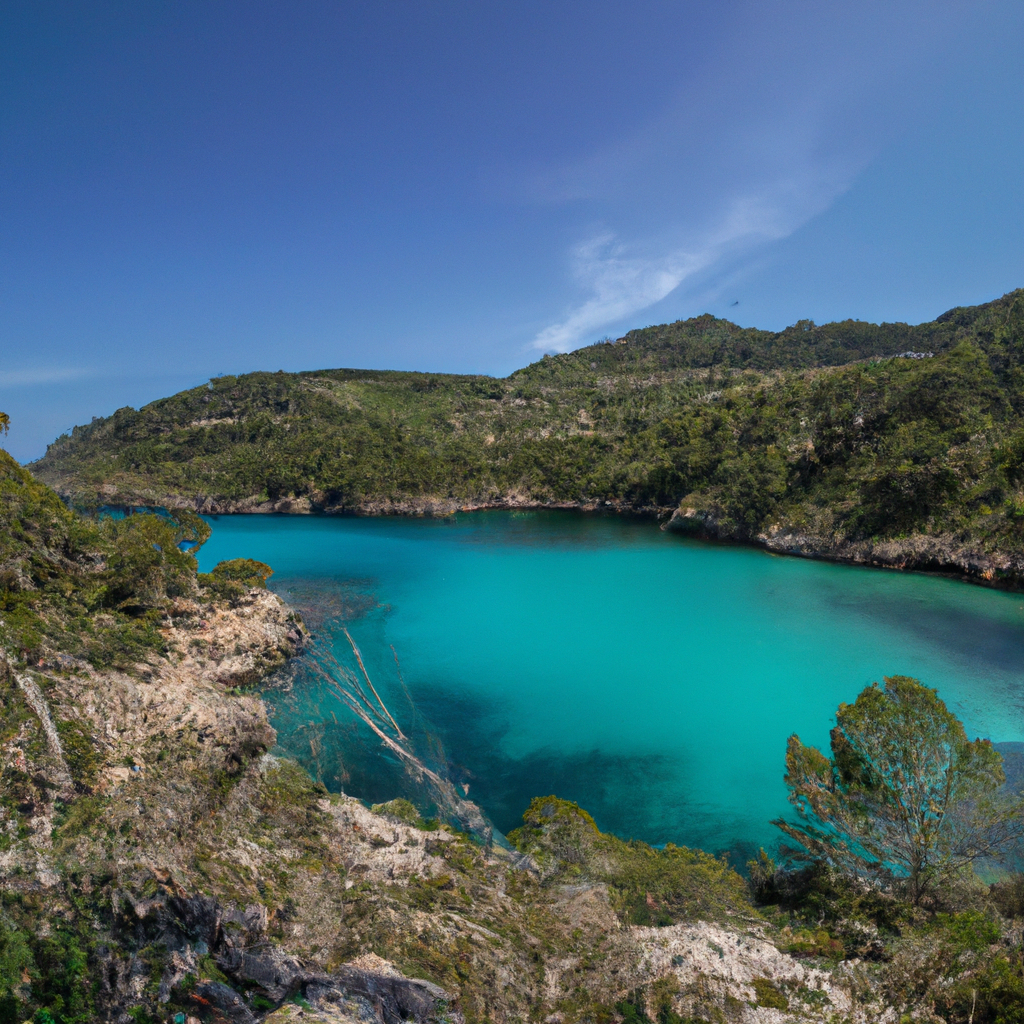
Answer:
top-left (198, 557), bottom-right (273, 602)
top-left (0, 449), bottom-right (217, 666)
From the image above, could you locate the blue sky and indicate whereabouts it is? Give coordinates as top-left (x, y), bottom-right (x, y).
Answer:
top-left (2, 1), bottom-right (1023, 461)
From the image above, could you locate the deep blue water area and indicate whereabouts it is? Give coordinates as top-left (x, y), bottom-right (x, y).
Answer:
top-left (196, 511), bottom-right (1024, 858)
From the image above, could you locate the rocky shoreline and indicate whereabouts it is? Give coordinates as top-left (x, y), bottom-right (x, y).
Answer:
top-left (57, 476), bottom-right (1024, 592)
top-left (77, 482), bottom-right (662, 518)
top-left (666, 505), bottom-right (1024, 591)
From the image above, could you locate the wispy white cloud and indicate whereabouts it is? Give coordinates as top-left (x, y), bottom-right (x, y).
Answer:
top-left (532, 236), bottom-right (707, 353)
top-left (0, 366), bottom-right (95, 388)
top-left (529, 128), bottom-right (863, 353)
top-left (531, 176), bottom-right (855, 352)
top-left (524, 2), bottom-right (968, 353)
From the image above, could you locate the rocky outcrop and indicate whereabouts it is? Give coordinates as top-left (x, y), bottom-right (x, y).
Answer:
top-left (757, 523), bottom-right (1024, 587)
top-left (0, 586), bottom-right (301, 885)
top-left (631, 921), bottom-right (892, 1022)
top-left (665, 504), bottom-right (1024, 590)
top-left (120, 890), bottom-right (456, 1023)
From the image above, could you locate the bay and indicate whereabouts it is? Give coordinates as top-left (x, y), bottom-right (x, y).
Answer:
top-left (196, 511), bottom-right (1024, 858)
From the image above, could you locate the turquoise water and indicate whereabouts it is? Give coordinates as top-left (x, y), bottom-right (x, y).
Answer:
top-left (197, 511), bottom-right (1024, 858)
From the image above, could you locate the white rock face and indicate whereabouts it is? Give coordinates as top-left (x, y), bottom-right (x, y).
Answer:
top-left (630, 921), bottom-right (894, 1023)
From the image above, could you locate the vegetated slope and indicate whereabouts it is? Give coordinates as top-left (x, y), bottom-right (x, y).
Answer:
top-left (31, 289), bottom-right (1024, 583)
top-left (0, 453), bottom-right (868, 1024)
top-left (0, 448), bottom-right (217, 667)
top-left (12, 438), bottom-right (1024, 1023)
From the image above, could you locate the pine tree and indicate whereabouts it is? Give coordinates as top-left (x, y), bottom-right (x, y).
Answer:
top-left (776, 675), bottom-right (1024, 902)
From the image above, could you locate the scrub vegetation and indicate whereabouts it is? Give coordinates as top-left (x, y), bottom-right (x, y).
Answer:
top-left (778, 675), bottom-right (1024, 904)
top-left (0, 448), bottom-right (215, 667)
top-left (29, 288), bottom-right (1024, 584)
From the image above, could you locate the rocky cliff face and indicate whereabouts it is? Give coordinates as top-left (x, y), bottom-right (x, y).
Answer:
top-left (66, 485), bottom-right (651, 519)
top-left (0, 577), bottom-right (917, 1024)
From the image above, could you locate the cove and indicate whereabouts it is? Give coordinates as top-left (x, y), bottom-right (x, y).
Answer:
top-left (196, 511), bottom-right (1024, 859)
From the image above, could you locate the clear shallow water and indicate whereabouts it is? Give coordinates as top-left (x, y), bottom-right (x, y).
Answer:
top-left (197, 511), bottom-right (1024, 859)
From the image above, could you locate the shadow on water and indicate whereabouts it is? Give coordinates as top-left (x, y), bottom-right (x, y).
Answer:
top-left (816, 577), bottom-right (1024, 677)
top-left (407, 679), bottom-right (687, 843)
top-left (437, 508), bottom-right (664, 551)
top-left (264, 643), bottom-right (756, 855)
top-left (270, 575), bottom-right (381, 630)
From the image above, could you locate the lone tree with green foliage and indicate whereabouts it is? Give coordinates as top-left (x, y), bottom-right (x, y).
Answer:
top-left (775, 675), bottom-right (1024, 902)
top-left (0, 410), bottom-right (8, 435)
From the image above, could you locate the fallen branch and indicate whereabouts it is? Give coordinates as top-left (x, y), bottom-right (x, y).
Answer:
top-left (305, 633), bottom-right (499, 845)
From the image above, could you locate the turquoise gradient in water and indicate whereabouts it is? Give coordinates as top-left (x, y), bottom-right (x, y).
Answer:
top-left (197, 512), bottom-right (1024, 857)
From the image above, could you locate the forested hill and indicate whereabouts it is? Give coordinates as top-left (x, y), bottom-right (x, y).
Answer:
top-left (28, 288), bottom-right (1024, 584)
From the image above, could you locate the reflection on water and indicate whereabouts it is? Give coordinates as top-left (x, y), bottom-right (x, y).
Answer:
top-left (199, 512), bottom-right (1024, 854)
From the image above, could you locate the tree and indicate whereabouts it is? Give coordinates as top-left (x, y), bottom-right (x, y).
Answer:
top-left (0, 411), bottom-right (8, 435)
top-left (775, 675), bottom-right (1024, 902)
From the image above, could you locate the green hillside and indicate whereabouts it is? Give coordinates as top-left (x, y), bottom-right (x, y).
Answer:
top-left (28, 288), bottom-right (1024, 581)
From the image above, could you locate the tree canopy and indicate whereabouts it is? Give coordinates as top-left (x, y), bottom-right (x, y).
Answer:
top-left (0, 449), bottom-right (220, 666)
top-left (775, 675), bottom-right (1024, 901)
